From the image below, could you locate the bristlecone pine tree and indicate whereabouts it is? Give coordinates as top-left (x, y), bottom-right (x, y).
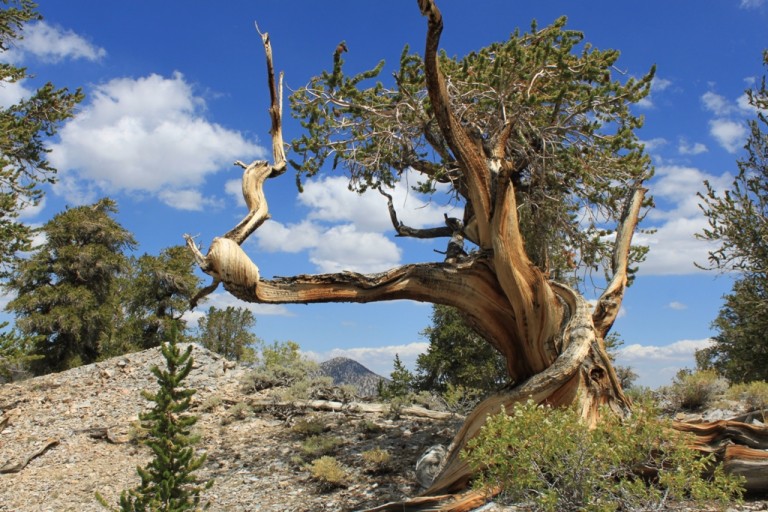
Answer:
top-left (185, 2), bottom-right (768, 508)
top-left (99, 333), bottom-right (212, 511)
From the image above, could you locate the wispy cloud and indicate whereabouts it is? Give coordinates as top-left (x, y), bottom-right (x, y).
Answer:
top-left (2, 21), bottom-right (105, 64)
top-left (740, 0), bottom-right (766, 9)
top-left (667, 301), bottom-right (687, 310)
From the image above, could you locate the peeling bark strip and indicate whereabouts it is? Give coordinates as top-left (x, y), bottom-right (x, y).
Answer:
top-left (184, 4), bottom-right (768, 510)
top-left (0, 438), bottom-right (59, 474)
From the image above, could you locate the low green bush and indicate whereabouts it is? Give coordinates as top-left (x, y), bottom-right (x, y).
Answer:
top-left (463, 399), bottom-right (744, 512)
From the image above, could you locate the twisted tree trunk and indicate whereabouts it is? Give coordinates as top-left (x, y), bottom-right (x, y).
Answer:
top-left (185, 4), bottom-right (768, 510)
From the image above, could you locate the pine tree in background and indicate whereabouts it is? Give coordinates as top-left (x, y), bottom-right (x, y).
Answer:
top-left (100, 331), bottom-right (212, 511)
top-left (697, 51), bottom-right (768, 383)
top-left (194, 306), bottom-right (258, 362)
top-left (0, 0), bottom-right (84, 278)
top-left (379, 353), bottom-right (414, 400)
top-left (5, 198), bottom-right (135, 373)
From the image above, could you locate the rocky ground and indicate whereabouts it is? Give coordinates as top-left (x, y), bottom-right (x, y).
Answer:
top-left (1, 345), bottom-right (767, 512)
top-left (0, 345), bottom-right (461, 512)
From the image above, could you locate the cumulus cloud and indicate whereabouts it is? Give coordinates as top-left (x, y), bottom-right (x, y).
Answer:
top-left (304, 342), bottom-right (429, 377)
top-left (709, 119), bottom-right (748, 153)
top-left (158, 189), bottom-right (223, 211)
top-left (49, 72), bottom-right (265, 208)
top-left (701, 91), bottom-right (734, 117)
top-left (252, 175), bottom-right (455, 273)
top-left (310, 225), bottom-right (402, 273)
top-left (638, 165), bottom-right (732, 275)
top-left (615, 338), bottom-right (713, 388)
top-left (640, 137), bottom-right (668, 152)
top-left (300, 175), bottom-right (449, 232)
top-left (0, 79), bottom-right (31, 108)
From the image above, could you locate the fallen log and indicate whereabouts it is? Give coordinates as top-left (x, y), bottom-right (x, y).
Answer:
top-left (249, 398), bottom-right (459, 420)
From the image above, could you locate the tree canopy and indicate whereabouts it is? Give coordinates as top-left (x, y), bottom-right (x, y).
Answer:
top-left (290, 16), bottom-right (654, 279)
top-left (0, 0), bottom-right (83, 276)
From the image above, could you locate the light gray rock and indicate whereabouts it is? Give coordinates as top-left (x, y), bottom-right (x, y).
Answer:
top-left (415, 444), bottom-right (447, 488)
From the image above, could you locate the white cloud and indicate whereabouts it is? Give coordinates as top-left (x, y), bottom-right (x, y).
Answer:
top-left (740, 0), bottom-right (766, 9)
top-left (16, 21), bottom-right (105, 63)
top-left (158, 189), bottom-right (223, 211)
top-left (182, 291), bottom-right (292, 326)
top-left (678, 139), bottom-right (708, 155)
top-left (0, 79), bottom-right (32, 108)
top-left (253, 174), bottom-right (456, 273)
top-left (304, 341), bottom-right (429, 377)
top-left (708, 118), bottom-right (748, 153)
top-left (701, 91), bottom-right (734, 116)
top-left (615, 338), bottom-right (712, 388)
top-left (300, 175), bottom-right (449, 232)
top-left (667, 301), bottom-right (687, 310)
top-left (225, 179), bottom-right (246, 207)
top-left (636, 165), bottom-right (734, 275)
top-left (640, 137), bottom-right (668, 153)
top-left (636, 76), bottom-right (672, 109)
top-left (256, 220), bottom-right (322, 253)
top-left (49, 72), bottom-right (265, 207)
top-left (310, 225), bottom-right (401, 273)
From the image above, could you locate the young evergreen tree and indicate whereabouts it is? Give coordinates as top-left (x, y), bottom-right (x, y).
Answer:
top-left (697, 51), bottom-right (768, 382)
top-left (5, 198), bottom-right (135, 372)
top-left (379, 353), bottom-right (414, 400)
top-left (99, 332), bottom-right (212, 511)
top-left (0, 0), bottom-right (84, 277)
top-left (194, 306), bottom-right (258, 362)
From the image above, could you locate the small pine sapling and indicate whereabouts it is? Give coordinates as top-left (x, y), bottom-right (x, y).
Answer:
top-left (98, 331), bottom-right (213, 511)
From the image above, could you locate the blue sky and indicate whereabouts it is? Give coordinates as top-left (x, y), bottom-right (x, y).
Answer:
top-left (2, 1), bottom-right (767, 387)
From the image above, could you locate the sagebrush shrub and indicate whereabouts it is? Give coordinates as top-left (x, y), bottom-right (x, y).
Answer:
top-left (361, 448), bottom-right (392, 473)
top-left (728, 380), bottom-right (768, 414)
top-left (667, 369), bottom-right (729, 411)
top-left (463, 399), bottom-right (744, 512)
top-left (301, 434), bottom-right (343, 458)
top-left (308, 456), bottom-right (349, 489)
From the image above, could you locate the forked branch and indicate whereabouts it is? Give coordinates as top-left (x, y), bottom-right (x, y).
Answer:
top-left (592, 183), bottom-right (647, 338)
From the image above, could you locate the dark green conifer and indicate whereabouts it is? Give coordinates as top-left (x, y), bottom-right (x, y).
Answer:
top-left (99, 330), bottom-right (212, 511)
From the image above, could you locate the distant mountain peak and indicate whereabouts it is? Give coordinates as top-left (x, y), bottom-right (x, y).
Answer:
top-left (319, 357), bottom-right (388, 397)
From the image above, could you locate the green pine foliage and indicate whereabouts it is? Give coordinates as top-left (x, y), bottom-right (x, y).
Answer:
top-left (116, 246), bottom-right (202, 354)
top-left (378, 353), bottom-right (413, 400)
top-left (5, 198), bottom-right (136, 373)
top-left (415, 305), bottom-right (507, 394)
top-left (99, 333), bottom-right (212, 511)
top-left (697, 51), bottom-right (768, 382)
top-left (290, 16), bottom-right (654, 281)
top-left (0, 0), bottom-right (84, 278)
top-left (195, 306), bottom-right (258, 362)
